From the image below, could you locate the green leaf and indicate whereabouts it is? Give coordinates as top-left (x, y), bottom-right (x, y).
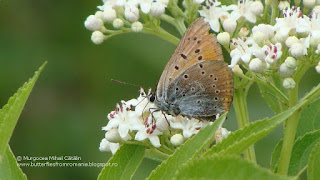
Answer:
top-left (270, 140), bottom-right (283, 172)
top-left (175, 155), bottom-right (296, 180)
top-left (98, 144), bottom-right (145, 180)
top-left (257, 83), bottom-right (286, 114)
top-left (307, 141), bottom-right (320, 180)
top-left (288, 130), bottom-right (320, 176)
top-left (296, 99), bottom-right (320, 138)
top-left (204, 100), bottom-right (305, 157)
top-left (147, 113), bottom-right (226, 180)
top-left (0, 62), bottom-right (47, 158)
top-left (0, 145), bottom-right (27, 180)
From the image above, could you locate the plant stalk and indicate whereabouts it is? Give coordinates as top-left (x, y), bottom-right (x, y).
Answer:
top-left (233, 77), bottom-right (256, 163)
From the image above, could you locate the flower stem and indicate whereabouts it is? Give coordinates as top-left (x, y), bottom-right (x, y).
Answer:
top-left (277, 62), bottom-right (312, 175)
top-left (277, 85), bottom-right (300, 175)
top-left (233, 76), bottom-right (256, 163)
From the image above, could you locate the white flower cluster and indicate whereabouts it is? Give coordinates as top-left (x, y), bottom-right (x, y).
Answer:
top-left (209, 4), bottom-right (320, 89)
top-left (99, 88), bottom-right (228, 154)
top-left (84, 0), bottom-right (169, 44)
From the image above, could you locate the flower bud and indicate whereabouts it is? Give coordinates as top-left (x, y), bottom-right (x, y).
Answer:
top-left (252, 31), bottom-right (265, 44)
top-left (99, 139), bottom-right (111, 152)
top-left (105, 129), bottom-right (121, 143)
top-left (278, 1), bottom-right (290, 10)
top-left (238, 27), bottom-right (249, 37)
top-left (131, 21), bottom-right (143, 32)
top-left (170, 134), bottom-right (184, 146)
top-left (283, 78), bottom-right (296, 89)
top-left (316, 64), bottom-right (320, 74)
top-left (150, 2), bottom-right (166, 17)
top-left (223, 18), bottom-right (237, 34)
top-left (232, 65), bottom-right (244, 76)
top-left (284, 57), bottom-right (297, 69)
top-left (113, 18), bottom-right (124, 29)
top-left (303, 0), bottom-right (316, 8)
top-left (217, 32), bottom-right (230, 46)
top-left (290, 43), bottom-right (304, 58)
top-left (125, 6), bottom-right (139, 22)
top-left (285, 36), bottom-right (299, 48)
top-left (316, 44), bottom-right (320, 54)
top-left (249, 58), bottom-right (265, 73)
top-left (95, 11), bottom-right (104, 20)
top-left (85, 15), bottom-right (103, 31)
top-left (250, 1), bottom-right (263, 15)
top-left (91, 31), bottom-right (105, 44)
top-left (103, 8), bottom-right (117, 22)
top-left (280, 63), bottom-right (294, 77)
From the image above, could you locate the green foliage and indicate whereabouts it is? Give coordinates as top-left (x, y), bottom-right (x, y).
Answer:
top-left (270, 140), bottom-right (283, 172)
top-left (288, 130), bottom-right (320, 176)
top-left (98, 144), bottom-right (146, 180)
top-left (307, 141), bottom-right (320, 180)
top-left (146, 113), bottom-right (226, 180)
top-left (0, 146), bottom-right (27, 180)
top-left (296, 99), bottom-right (320, 138)
top-left (203, 100), bottom-right (305, 157)
top-left (257, 83), bottom-right (286, 114)
top-left (0, 62), bottom-right (46, 157)
top-left (176, 155), bottom-right (297, 180)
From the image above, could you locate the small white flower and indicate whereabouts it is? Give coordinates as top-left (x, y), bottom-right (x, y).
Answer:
top-left (170, 117), bottom-right (209, 138)
top-left (309, 12), bottom-right (320, 39)
top-left (170, 134), bottom-right (184, 146)
top-left (260, 43), bottom-right (282, 64)
top-left (252, 32), bottom-right (265, 45)
top-left (85, 15), bottom-right (104, 31)
top-left (230, 0), bottom-right (258, 23)
top-left (278, 1), bottom-right (290, 10)
top-left (272, 31), bottom-right (288, 43)
top-left (95, 11), bottom-right (105, 20)
top-left (249, 58), bottom-right (265, 73)
top-left (280, 63), bottom-right (294, 77)
top-left (229, 37), bottom-right (256, 68)
top-left (103, 8), bottom-right (117, 22)
top-left (99, 138), bottom-right (120, 154)
top-left (105, 128), bottom-right (121, 143)
top-left (283, 78), bottom-right (296, 89)
top-left (134, 116), bottom-right (162, 147)
top-left (91, 31), bottom-right (105, 45)
top-left (131, 21), bottom-right (143, 32)
top-left (125, 5), bottom-right (140, 22)
top-left (217, 32), bottom-right (230, 46)
top-left (289, 36), bottom-right (310, 58)
top-left (222, 18), bottom-right (237, 34)
top-left (303, 0), bottom-right (316, 8)
top-left (150, 2), bottom-right (166, 17)
top-left (284, 57), bottom-right (297, 69)
top-left (113, 18), bottom-right (124, 29)
top-left (273, 7), bottom-right (310, 37)
top-left (199, 3), bottom-right (226, 32)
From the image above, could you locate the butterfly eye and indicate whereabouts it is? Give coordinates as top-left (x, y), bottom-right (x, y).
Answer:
top-left (149, 95), bottom-right (155, 102)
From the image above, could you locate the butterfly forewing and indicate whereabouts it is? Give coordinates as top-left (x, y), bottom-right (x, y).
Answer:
top-left (156, 17), bottom-right (224, 99)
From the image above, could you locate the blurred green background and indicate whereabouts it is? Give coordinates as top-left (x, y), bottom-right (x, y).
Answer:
top-left (0, 1), bottom-right (319, 179)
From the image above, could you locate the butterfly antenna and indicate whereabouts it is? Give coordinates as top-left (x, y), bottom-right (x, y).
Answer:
top-left (111, 79), bottom-right (142, 88)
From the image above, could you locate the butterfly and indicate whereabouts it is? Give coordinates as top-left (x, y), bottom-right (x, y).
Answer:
top-left (149, 17), bottom-right (234, 121)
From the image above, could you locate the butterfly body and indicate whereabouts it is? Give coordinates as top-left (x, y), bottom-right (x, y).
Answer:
top-left (153, 18), bottom-right (233, 121)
